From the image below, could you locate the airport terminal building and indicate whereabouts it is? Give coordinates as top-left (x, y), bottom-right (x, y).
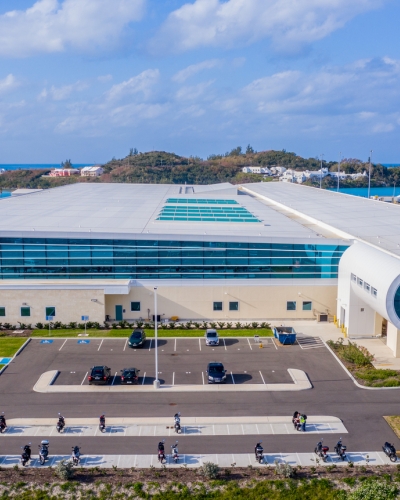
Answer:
top-left (1, 182), bottom-right (400, 356)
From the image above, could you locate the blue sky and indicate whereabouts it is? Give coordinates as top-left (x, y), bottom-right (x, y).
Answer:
top-left (0, 0), bottom-right (399, 163)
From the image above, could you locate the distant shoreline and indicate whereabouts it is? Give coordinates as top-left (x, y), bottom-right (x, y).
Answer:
top-left (0, 164), bottom-right (95, 171)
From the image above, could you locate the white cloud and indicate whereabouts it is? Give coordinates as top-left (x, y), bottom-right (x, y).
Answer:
top-left (39, 81), bottom-right (89, 101)
top-left (98, 75), bottom-right (113, 83)
top-left (0, 74), bottom-right (18, 94)
top-left (0, 0), bottom-right (145, 57)
top-left (175, 80), bottom-right (214, 101)
top-left (150, 0), bottom-right (386, 54)
top-left (172, 59), bottom-right (219, 83)
top-left (105, 69), bottom-right (160, 101)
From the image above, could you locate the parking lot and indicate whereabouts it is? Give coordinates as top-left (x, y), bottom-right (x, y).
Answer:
top-left (40, 336), bottom-right (304, 387)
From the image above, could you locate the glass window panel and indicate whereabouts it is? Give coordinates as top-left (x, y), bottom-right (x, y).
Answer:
top-left (46, 306), bottom-right (56, 317)
top-left (21, 307), bottom-right (31, 317)
top-left (287, 301), bottom-right (296, 311)
top-left (0, 307), bottom-right (5, 317)
top-left (302, 301), bottom-right (312, 311)
top-left (131, 302), bottom-right (140, 311)
top-left (229, 302), bottom-right (239, 311)
top-left (213, 302), bottom-right (223, 311)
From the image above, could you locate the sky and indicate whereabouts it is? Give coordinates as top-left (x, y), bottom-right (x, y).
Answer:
top-left (0, 0), bottom-right (399, 163)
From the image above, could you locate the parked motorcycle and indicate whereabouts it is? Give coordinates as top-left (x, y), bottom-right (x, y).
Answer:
top-left (255, 441), bottom-right (264, 464)
top-left (56, 413), bottom-right (65, 433)
top-left (71, 446), bottom-right (81, 466)
top-left (158, 440), bottom-right (166, 464)
top-left (38, 440), bottom-right (50, 465)
top-left (314, 439), bottom-right (329, 462)
top-left (171, 442), bottom-right (179, 463)
top-left (0, 412), bottom-right (7, 433)
top-left (99, 414), bottom-right (106, 433)
top-left (334, 438), bottom-right (347, 461)
top-left (174, 413), bottom-right (181, 434)
top-left (21, 444), bottom-right (31, 466)
top-left (383, 442), bottom-right (397, 462)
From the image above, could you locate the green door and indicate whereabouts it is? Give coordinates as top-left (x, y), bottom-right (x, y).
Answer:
top-left (115, 305), bottom-right (123, 321)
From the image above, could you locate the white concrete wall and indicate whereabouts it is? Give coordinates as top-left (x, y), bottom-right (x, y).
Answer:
top-left (387, 322), bottom-right (400, 358)
top-left (105, 283), bottom-right (337, 321)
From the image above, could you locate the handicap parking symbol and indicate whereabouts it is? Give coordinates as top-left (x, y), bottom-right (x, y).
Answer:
top-left (40, 340), bottom-right (53, 344)
top-left (77, 340), bottom-right (90, 344)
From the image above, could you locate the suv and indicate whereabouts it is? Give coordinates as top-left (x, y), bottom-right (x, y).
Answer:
top-left (88, 365), bottom-right (111, 385)
top-left (128, 329), bottom-right (146, 348)
top-left (206, 362), bottom-right (227, 384)
top-left (120, 367), bottom-right (140, 384)
top-left (205, 329), bottom-right (219, 346)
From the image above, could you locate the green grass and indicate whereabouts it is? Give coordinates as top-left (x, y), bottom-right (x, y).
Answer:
top-left (0, 338), bottom-right (27, 357)
top-left (355, 368), bottom-right (400, 387)
top-left (30, 328), bottom-right (273, 338)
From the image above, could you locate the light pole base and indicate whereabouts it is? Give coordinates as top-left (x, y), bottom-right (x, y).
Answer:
top-left (153, 380), bottom-right (160, 389)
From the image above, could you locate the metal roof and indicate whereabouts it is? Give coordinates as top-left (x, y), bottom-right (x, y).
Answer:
top-left (0, 182), bottom-right (341, 244)
top-left (242, 182), bottom-right (400, 258)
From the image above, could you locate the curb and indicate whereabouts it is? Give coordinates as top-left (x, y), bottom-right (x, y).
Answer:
top-left (324, 340), bottom-right (400, 391)
top-left (0, 337), bottom-right (31, 376)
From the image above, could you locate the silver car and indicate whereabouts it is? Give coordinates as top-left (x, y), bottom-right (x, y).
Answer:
top-left (205, 329), bottom-right (219, 346)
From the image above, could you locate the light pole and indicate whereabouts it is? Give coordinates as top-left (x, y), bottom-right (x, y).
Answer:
top-left (337, 152), bottom-right (341, 192)
top-left (153, 287), bottom-right (159, 389)
top-left (368, 150), bottom-right (373, 199)
top-left (320, 154), bottom-right (324, 189)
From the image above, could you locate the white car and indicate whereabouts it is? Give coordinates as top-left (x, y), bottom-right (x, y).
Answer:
top-left (205, 329), bottom-right (219, 346)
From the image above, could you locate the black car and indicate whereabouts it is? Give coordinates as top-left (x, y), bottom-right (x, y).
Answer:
top-left (128, 329), bottom-right (146, 348)
top-left (120, 367), bottom-right (140, 384)
top-left (206, 362), bottom-right (227, 384)
top-left (88, 365), bottom-right (111, 385)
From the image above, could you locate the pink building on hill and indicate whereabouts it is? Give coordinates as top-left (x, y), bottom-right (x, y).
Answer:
top-left (48, 169), bottom-right (80, 177)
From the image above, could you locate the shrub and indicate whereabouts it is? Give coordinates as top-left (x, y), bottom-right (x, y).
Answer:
top-left (251, 322), bottom-right (259, 329)
top-left (18, 323), bottom-right (27, 329)
top-left (193, 322), bottom-right (200, 328)
top-left (355, 369), bottom-right (399, 381)
top-left (93, 322), bottom-right (101, 329)
top-left (53, 321), bottom-right (63, 329)
top-left (54, 460), bottom-right (75, 481)
top-left (210, 322), bottom-right (217, 329)
top-left (160, 323), bottom-right (169, 330)
top-left (201, 322), bottom-right (208, 329)
top-left (217, 322), bottom-right (225, 329)
top-left (3, 323), bottom-right (12, 330)
top-left (68, 322), bottom-right (77, 329)
top-left (274, 460), bottom-right (295, 478)
top-left (260, 322), bottom-right (270, 329)
top-left (77, 323), bottom-right (85, 329)
top-left (186, 321), bottom-right (193, 330)
top-left (200, 462), bottom-right (220, 479)
top-left (35, 322), bottom-right (44, 330)
top-left (86, 321), bottom-right (94, 329)
top-left (348, 481), bottom-right (398, 500)
top-left (235, 322), bottom-right (242, 329)
top-left (226, 322), bottom-right (232, 328)
top-left (136, 321), bottom-right (144, 328)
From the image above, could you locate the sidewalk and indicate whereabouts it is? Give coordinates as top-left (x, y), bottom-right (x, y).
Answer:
top-left (282, 320), bottom-right (400, 370)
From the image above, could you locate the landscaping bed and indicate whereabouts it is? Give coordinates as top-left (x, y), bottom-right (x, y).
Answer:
top-left (327, 338), bottom-right (400, 387)
top-left (1, 463), bottom-right (400, 500)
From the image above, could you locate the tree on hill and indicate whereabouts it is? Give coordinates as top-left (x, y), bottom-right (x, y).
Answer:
top-left (61, 159), bottom-right (72, 169)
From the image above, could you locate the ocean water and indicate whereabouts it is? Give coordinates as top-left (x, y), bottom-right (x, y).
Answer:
top-left (0, 191), bottom-right (11, 199)
top-left (0, 164), bottom-right (94, 171)
top-left (328, 187), bottom-right (400, 198)
top-left (382, 164), bottom-right (400, 168)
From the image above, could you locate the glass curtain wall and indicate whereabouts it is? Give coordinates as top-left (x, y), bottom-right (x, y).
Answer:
top-left (0, 238), bottom-right (348, 280)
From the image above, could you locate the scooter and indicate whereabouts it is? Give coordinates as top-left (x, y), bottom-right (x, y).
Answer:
top-left (158, 440), bottom-right (166, 464)
top-left (315, 439), bottom-right (329, 462)
top-left (383, 442), bottom-right (397, 462)
top-left (71, 446), bottom-right (81, 466)
top-left (38, 440), bottom-right (49, 465)
top-left (174, 413), bottom-right (181, 434)
top-left (255, 441), bottom-right (264, 464)
top-left (334, 438), bottom-right (347, 461)
top-left (171, 442), bottom-right (179, 463)
top-left (0, 412), bottom-right (7, 433)
top-left (56, 413), bottom-right (65, 433)
top-left (99, 415), bottom-right (106, 433)
top-left (21, 444), bottom-right (32, 466)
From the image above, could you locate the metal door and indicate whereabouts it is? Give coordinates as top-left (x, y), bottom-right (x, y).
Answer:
top-left (115, 305), bottom-right (123, 321)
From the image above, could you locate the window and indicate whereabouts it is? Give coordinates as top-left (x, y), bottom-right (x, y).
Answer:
top-left (213, 302), bottom-right (223, 311)
top-left (287, 301), bottom-right (296, 311)
top-left (364, 282), bottom-right (371, 292)
top-left (351, 273), bottom-right (357, 282)
top-left (372, 287), bottom-right (378, 298)
top-left (21, 307), bottom-right (30, 317)
top-left (0, 307), bottom-right (5, 317)
top-left (45, 306), bottom-right (56, 317)
top-left (229, 301), bottom-right (239, 311)
top-left (357, 277), bottom-right (363, 287)
top-left (302, 301), bottom-right (312, 311)
top-left (131, 302), bottom-right (141, 312)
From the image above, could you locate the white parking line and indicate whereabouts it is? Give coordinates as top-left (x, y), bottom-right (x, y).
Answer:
top-left (149, 339), bottom-right (152, 351)
top-left (81, 372), bottom-right (88, 385)
top-left (223, 338), bottom-right (227, 350)
top-left (247, 338), bottom-right (252, 350)
top-left (230, 371), bottom-right (235, 384)
top-left (271, 338), bottom-right (278, 350)
top-left (174, 339), bottom-right (177, 352)
top-left (202, 372), bottom-right (205, 385)
top-left (97, 339), bottom-right (104, 351)
top-left (59, 339), bottom-right (68, 351)
top-left (259, 371), bottom-right (266, 385)
top-left (142, 372), bottom-right (146, 385)
top-left (198, 338), bottom-right (201, 351)
top-left (112, 372), bottom-right (117, 386)
top-left (172, 372), bottom-right (175, 386)
top-left (123, 339), bottom-right (128, 351)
